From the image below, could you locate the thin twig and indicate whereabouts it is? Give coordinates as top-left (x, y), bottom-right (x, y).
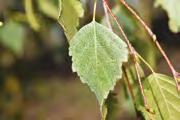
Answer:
top-left (102, 0), bottom-right (155, 74)
top-left (134, 62), bottom-right (148, 108)
top-left (123, 66), bottom-right (136, 102)
top-left (103, 0), bottom-right (133, 52)
top-left (119, 0), bottom-right (180, 91)
top-left (103, 1), bottom-right (113, 31)
top-left (136, 52), bottom-right (155, 73)
top-left (103, 0), bottom-right (149, 109)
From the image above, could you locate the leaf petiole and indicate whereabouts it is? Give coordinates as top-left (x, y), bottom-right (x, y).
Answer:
top-left (93, 0), bottom-right (97, 21)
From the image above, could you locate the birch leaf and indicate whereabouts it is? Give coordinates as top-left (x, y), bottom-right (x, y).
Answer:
top-left (69, 21), bottom-right (128, 108)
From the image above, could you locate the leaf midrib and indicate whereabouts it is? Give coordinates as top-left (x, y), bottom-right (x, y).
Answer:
top-left (93, 22), bottom-right (98, 68)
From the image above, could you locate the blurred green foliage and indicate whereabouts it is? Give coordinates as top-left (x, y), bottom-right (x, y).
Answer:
top-left (0, 21), bottom-right (24, 56)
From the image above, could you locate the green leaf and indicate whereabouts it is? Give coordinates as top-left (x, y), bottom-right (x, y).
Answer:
top-left (69, 21), bottom-right (128, 109)
top-left (0, 21), bottom-right (24, 56)
top-left (154, 0), bottom-right (180, 32)
top-left (25, 0), bottom-right (40, 31)
top-left (58, 0), bottom-right (84, 41)
top-left (146, 73), bottom-right (180, 120)
top-left (37, 0), bottom-right (59, 19)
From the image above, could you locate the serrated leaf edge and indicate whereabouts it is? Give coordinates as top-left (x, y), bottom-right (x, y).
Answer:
top-left (69, 21), bottom-right (128, 107)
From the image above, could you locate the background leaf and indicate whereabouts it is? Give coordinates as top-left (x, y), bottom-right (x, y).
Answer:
top-left (154, 0), bottom-right (180, 32)
top-left (58, 0), bottom-right (84, 40)
top-left (146, 73), bottom-right (180, 120)
top-left (69, 21), bottom-right (128, 109)
top-left (0, 21), bottom-right (24, 56)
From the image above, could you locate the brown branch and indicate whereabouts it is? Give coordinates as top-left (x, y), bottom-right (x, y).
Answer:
top-left (103, 0), bottom-right (149, 109)
top-left (103, 1), bottom-right (113, 31)
top-left (119, 0), bottom-right (180, 91)
top-left (123, 66), bottom-right (136, 102)
top-left (134, 62), bottom-right (148, 108)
